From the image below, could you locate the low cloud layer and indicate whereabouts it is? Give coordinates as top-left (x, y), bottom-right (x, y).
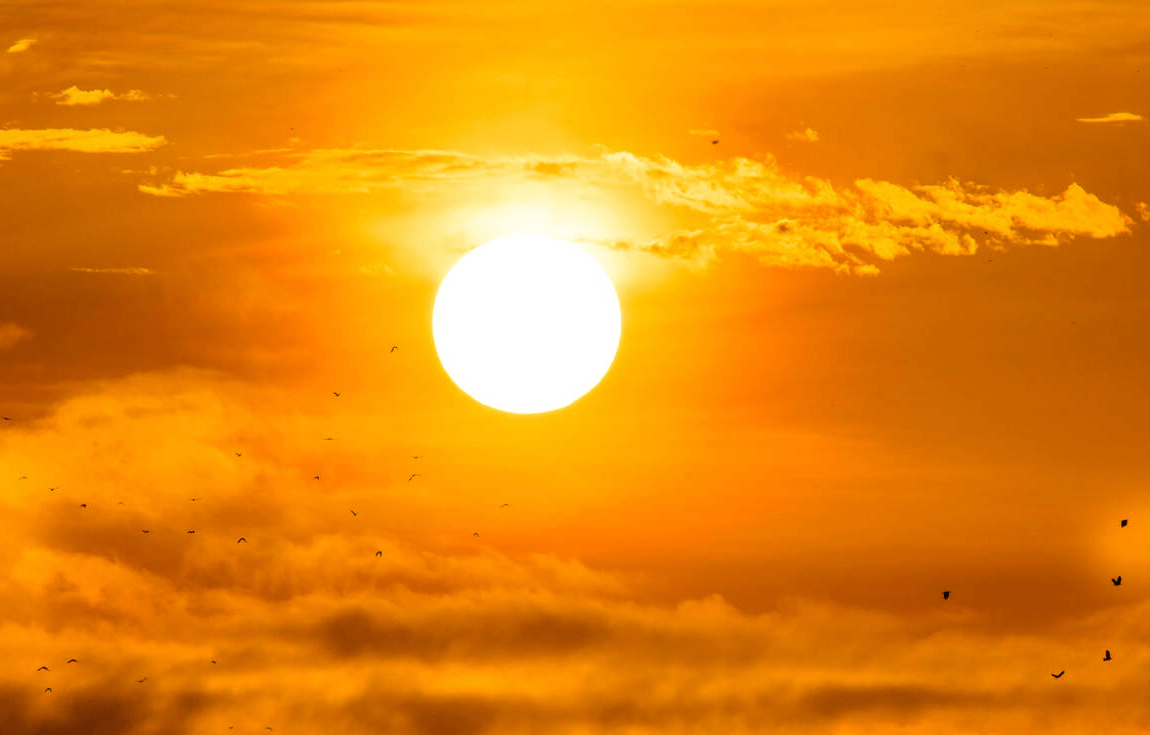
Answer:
top-left (0, 128), bottom-right (167, 161)
top-left (49, 86), bottom-right (154, 106)
top-left (1076, 112), bottom-right (1144, 123)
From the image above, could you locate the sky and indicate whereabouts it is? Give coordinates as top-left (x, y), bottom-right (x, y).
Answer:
top-left (2, 1), bottom-right (1150, 733)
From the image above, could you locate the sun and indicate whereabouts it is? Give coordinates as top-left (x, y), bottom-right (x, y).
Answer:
top-left (432, 235), bottom-right (622, 414)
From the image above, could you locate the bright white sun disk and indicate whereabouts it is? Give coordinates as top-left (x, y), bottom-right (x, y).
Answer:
top-left (432, 235), bottom-right (621, 414)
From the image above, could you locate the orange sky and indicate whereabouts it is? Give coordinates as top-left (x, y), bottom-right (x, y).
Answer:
top-left (2, 2), bottom-right (1150, 733)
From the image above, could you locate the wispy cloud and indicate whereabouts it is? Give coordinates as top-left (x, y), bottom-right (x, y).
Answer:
top-left (0, 322), bottom-right (31, 350)
top-left (1136, 202), bottom-right (1150, 223)
top-left (70, 266), bottom-right (155, 275)
top-left (50, 85), bottom-right (155, 106)
top-left (1075, 112), bottom-right (1144, 123)
top-left (6, 38), bottom-right (35, 54)
top-left (689, 129), bottom-right (720, 137)
top-left (787, 127), bottom-right (820, 142)
top-left (0, 128), bottom-right (167, 162)
top-left (137, 147), bottom-right (1132, 274)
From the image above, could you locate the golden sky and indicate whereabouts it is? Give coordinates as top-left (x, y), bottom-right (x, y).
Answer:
top-left (2, 1), bottom-right (1150, 733)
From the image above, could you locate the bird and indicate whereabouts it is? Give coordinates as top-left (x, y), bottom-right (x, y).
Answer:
top-left (187, 530), bottom-right (196, 534)
top-left (66, 658), bottom-right (77, 664)
top-left (189, 498), bottom-right (198, 502)
top-left (390, 345), bottom-right (398, 352)
top-left (1112, 576), bottom-right (1122, 586)
top-left (48, 487), bottom-right (57, 492)
top-left (711, 140), bottom-right (719, 144)
top-left (1121, 519), bottom-right (1128, 527)
top-left (36, 666), bottom-right (49, 672)
top-left (1052, 670), bottom-right (1065, 678)
top-left (323, 437), bottom-right (335, 441)
top-left (44, 688), bottom-right (51, 693)
top-left (78, 504), bottom-right (86, 509)
top-left (350, 510), bottom-right (357, 517)
top-left (942, 591), bottom-right (950, 600)
top-left (473, 532), bottom-right (480, 537)
top-left (211, 660), bottom-right (217, 664)
top-left (19, 476), bottom-right (27, 480)
top-left (412, 455), bottom-right (422, 459)
top-left (2, 417), bottom-right (10, 420)
top-left (137, 677), bottom-right (147, 683)
top-left (333, 392), bottom-right (341, 397)
top-left (375, 550), bottom-right (382, 557)
top-left (313, 475), bottom-right (321, 480)
top-left (237, 537), bottom-right (247, 543)
top-left (408, 474), bottom-right (421, 481)
top-left (500, 503), bottom-right (510, 508)
top-left (1104, 650), bottom-right (1112, 661)
top-left (234, 452), bottom-right (242, 457)
top-left (142, 530), bottom-right (149, 534)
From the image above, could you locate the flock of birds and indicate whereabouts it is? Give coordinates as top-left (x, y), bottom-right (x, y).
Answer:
top-left (942, 517), bottom-right (1130, 679)
top-left (8, 374), bottom-right (519, 729)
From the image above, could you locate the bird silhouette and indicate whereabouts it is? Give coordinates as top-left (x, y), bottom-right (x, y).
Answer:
top-left (375, 550), bottom-right (382, 557)
top-left (237, 537), bottom-right (247, 543)
top-left (66, 659), bottom-right (77, 664)
top-left (1104, 650), bottom-right (1112, 661)
top-left (187, 530), bottom-right (196, 534)
top-left (350, 510), bottom-right (357, 517)
top-left (412, 455), bottom-right (422, 459)
top-left (408, 474), bottom-right (421, 481)
top-left (189, 498), bottom-right (198, 502)
top-left (1112, 576), bottom-right (1122, 586)
top-left (1052, 670), bottom-right (1065, 678)
top-left (313, 475), bottom-right (321, 480)
top-left (142, 530), bottom-right (149, 534)
top-left (44, 687), bottom-right (51, 693)
top-left (2, 416), bottom-right (10, 420)
top-left (36, 666), bottom-right (48, 672)
top-left (211, 660), bottom-right (217, 664)
top-left (78, 504), bottom-right (86, 509)
top-left (1121, 519), bottom-right (1128, 527)
top-left (500, 503), bottom-right (510, 508)
top-left (235, 452), bottom-right (242, 457)
top-left (48, 487), bottom-right (57, 492)
top-left (19, 476), bottom-right (27, 480)
top-left (137, 677), bottom-right (147, 683)
top-left (323, 437), bottom-right (335, 441)
top-left (711, 140), bottom-right (719, 144)
top-left (333, 392), bottom-right (341, 397)
top-left (942, 591), bottom-right (950, 600)
top-left (390, 345), bottom-right (398, 352)
top-left (473, 532), bottom-right (480, 537)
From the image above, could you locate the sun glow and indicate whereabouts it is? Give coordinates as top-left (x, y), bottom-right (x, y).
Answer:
top-left (432, 235), bottom-right (622, 414)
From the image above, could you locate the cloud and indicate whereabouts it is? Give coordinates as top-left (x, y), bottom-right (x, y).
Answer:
top-left (49, 86), bottom-right (154, 106)
top-left (136, 147), bottom-right (1132, 274)
top-left (1136, 202), bottom-right (1150, 223)
top-left (0, 128), bottom-right (167, 162)
top-left (6, 38), bottom-right (35, 54)
top-left (1075, 112), bottom-right (1144, 123)
top-left (0, 323), bottom-right (31, 350)
top-left (70, 267), bottom-right (155, 275)
top-left (787, 127), bottom-right (820, 142)
top-left (688, 129), bottom-right (720, 137)
top-left (1, 371), bottom-right (1150, 734)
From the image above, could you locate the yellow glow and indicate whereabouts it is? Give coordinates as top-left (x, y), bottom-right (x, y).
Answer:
top-left (433, 235), bottom-right (622, 414)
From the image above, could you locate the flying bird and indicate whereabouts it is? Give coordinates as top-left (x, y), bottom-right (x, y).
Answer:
top-left (942, 591), bottom-right (950, 600)
top-left (1121, 519), bottom-right (1128, 527)
top-left (350, 510), bottom-right (357, 517)
top-left (36, 666), bottom-right (48, 672)
top-left (78, 504), bottom-right (86, 509)
top-left (19, 476), bottom-right (27, 480)
top-left (408, 474), bottom-right (421, 481)
top-left (711, 139), bottom-right (719, 144)
top-left (189, 498), bottom-right (198, 502)
top-left (1112, 576), bottom-right (1122, 586)
top-left (44, 688), bottom-right (51, 693)
top-left (333, 392), bottom-right (340, 397)
top-left (187, 530), bottom-right (196, 534)
top-left (66, 659), bottom-right (77, 664)
top-left (137, 677), bottom-right (148, 683)
top-left (375, 550), bottom-right (382, 557)
top-left (1104, 650), bottom-right (1112, 661)
top-left (234, 452), bottom-right (242, 457)
top-left (142, 530), bottom-right (149, 534)
top-left (473, 532), bottom-right (480, 537)
top-left (390, 345), bottom-right (398, 352)
top-left (48, 487), bottom-right (57, 492)
top-left (1052, 670), bottom-right (1065, 678)
top-left (237, 537), bottom-right (247, 543)
top-left (211, 660), bottom-right (217, 664)
top-left (323, 437), bottom-right (335, 441)
top-left (2, 417), bottom-right (11, 420)
top-left (500, 503), bottom-right (510, 508)
top-left (313, 475), bottom-right (321, 480)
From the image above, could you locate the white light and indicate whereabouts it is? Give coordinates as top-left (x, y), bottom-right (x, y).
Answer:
top-left (433, 235), bottom-right (622, 414)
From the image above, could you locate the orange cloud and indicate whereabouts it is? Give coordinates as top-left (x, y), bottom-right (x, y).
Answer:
top-left (136, 147), bottom-right (1132, 274)
top-left (0, 323), bottom-right (31, 350)
top-left (6, 38), bottom-right (35, 54)
top-left (49, 86), bottom-right (154, 106)
top-left (787, 127), bottom-right (820, 142)
top-left (69, 267), bottom-right (155, 275)
top-left (0, 128), bottom-right (167, 162)
top-left (1075, 112), bottom-right (1144, 123)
